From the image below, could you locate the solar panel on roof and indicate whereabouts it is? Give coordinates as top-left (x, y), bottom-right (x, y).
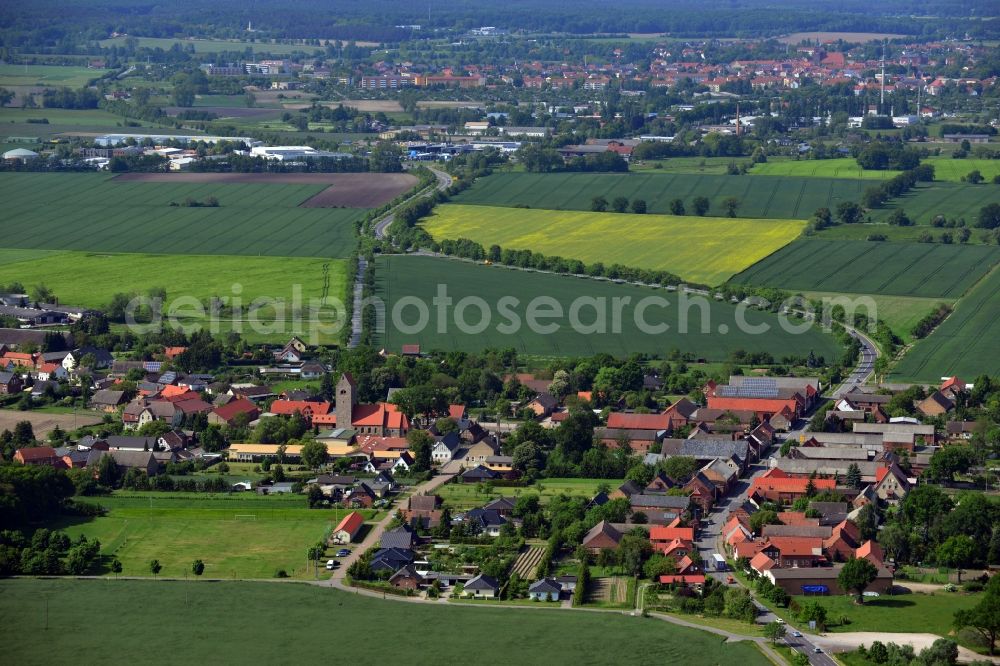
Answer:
top-left (718, 377), bottom-right (778, 399)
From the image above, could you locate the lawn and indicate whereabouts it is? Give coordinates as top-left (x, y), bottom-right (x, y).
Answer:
top-left (374, 255), bottom-right (844, 361)
top-left (732, 239), bottom-right (1000, 299)
top-left (891, 264), bottom-right (1000, 381)
top-left (0, 579), bottom-right (769, 666)
top-left (798, 291), bottom-right (946, 342)
top-left (56, 492), bottom-right (371, 580)
top-left (423, 204), bottom-right (806, 286)
top-left (450, 171), bottom-right (866, 220)
top-left (750, 158), bottom-right (898, 180)
top-left (435, 478), bottom-right (620, 510)
top-left (0, 64), bottom-right (111, 87)
top-left (0, 173), bottom-right (363, 258)
top-left (789, 591), bottom-right (981, 635)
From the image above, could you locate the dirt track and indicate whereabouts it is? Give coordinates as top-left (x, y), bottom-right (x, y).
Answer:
top-left (113, 172), bottom-right (418, 208)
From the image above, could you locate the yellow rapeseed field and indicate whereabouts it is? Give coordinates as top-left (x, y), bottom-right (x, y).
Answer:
top-left (423, 204), bottom-right (806, 285)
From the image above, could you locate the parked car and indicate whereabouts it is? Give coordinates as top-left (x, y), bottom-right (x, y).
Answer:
top-left (336, 549), bottom-right (351, 557)
top-left (325, 559), bottom-right (335, 570)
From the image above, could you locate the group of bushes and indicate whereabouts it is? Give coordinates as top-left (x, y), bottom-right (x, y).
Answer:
top-left (861, 164), bottom-right (935, 210)
top-left (911, 303), bottom-right (953, 340)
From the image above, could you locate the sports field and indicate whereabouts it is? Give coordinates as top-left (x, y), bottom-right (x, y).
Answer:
top-left (423, 204), bottom-right (805, 285)
top-left (58, 493), bottom-right (365, 579)
top-left (450, 172), bottom-right (865, 220)
top-left (0, 579), bottom-right (768, 666)
top-left (866, 181), bottom-right (1000, 225)
top-left (732, 240), bottom-right (1000, 299)
top-left (0, 64), bottom-right (111, 87)
top-left (0, 173), bottom-right (365, 257)
top-left (891, 265), bottom-right (1000, 381)
top-left (374, 255), bottom-right (843, 360)
top-left (0, 248), bottom-right (344, 309)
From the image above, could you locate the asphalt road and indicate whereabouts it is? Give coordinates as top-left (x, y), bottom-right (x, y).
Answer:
top-left (373, 165), bottom-right (452, 240)
top-left (692, 326), bottom-right (880, 666)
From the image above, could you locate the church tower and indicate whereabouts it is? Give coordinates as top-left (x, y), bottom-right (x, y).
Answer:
top-left (336, 373), bottom-right (356, 429)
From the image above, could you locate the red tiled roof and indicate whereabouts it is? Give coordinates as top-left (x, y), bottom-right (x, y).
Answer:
top-left (767, 536), bottom-right (823, 556)
top-left (856, 540), bottom-right (885, 566)
top-left (448, 404), bottom-right (465, 420)
top-left (606, 412), bottom-right (670, 431)
top-left (358, 436), bottom-right (409, 455)
top-left (270, 400), bottom-right (332, 418)
top-left (750, 552), bottom-right (776, 571)
top-left (650, 526), bottom-right (695, 542)
top-left (15, 446), bottom-right (58, 461)
top-left (333, 511), bottom-right (365, 535)
top-left (212, 398), bottom-right (259, 422)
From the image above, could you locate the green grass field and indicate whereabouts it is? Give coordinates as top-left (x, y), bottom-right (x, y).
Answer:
top-left (423, 204), bottom-right (805, 286)
top-left (732, 240), bottom-right (1000, 299)
top-left (374, 255), bottom-right (843, 360)
top-left (751, 157), bottom-right (1000, 184)
top-left (0, 107), bottom-right (155, 128)
top-left (57, 493), bottom-right (367, 579)
top-left (0, 248), bottom-right (345, 310)
top-left (923, 158), bottom-right (1000, 183)
top-left (436, 478), bottom-right (619, 510)
top-left (891, 265), bottom-right (1000, 381)
top-left (0, 64), bottom-right (111, 87)
top-left (0, 579), bottom-right (768, 666)
top-left (799, 291), bottom-right (946, 342)
top-left (450, 172), bottom-right (865, 220)
top-left (0, 173), bottom-right (362, 257)
top-left (866, 181), bottom-right (1000, 225)
top-left (750, 158), bottom-right (898, 180)
top-left (811, 223), bottom-right (994, 243)
top-left (790, 591), bottom-right (980, 635)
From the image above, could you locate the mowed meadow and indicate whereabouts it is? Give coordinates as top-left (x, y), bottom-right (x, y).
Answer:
top-left (56, 493), bottom-right (351, 580)
top-left (732, 240), bottom-right (1000, 299)
top-left (450, 171), bottom-right (866, 219)
top-left (0, 172), bottom-right (364, 257)
top-left (423, 204), bottom-right (805, 286)
top-left (374, 255), bottom-right (843, 360)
